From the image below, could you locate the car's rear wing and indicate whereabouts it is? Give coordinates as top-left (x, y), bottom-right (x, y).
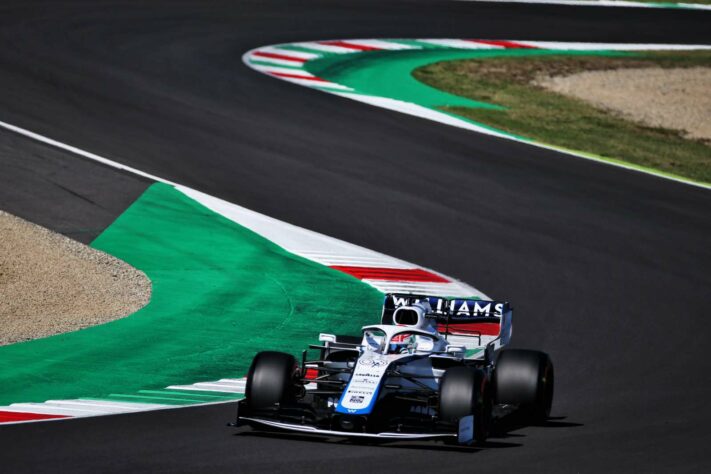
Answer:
top-left (381, 293), bottom-right (512, 353)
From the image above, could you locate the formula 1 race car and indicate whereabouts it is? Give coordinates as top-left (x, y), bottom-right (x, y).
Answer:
top-left (231, 294), bottom-right (553, 445)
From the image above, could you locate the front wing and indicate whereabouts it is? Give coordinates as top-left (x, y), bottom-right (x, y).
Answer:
top-left (239, 416), bottom-right (457, 440)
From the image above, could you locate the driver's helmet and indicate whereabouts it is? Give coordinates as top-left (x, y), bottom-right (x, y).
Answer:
top-left (389, 333), bottom-right (415, 354)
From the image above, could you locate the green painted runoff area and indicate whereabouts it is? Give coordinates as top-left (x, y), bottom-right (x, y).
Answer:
top-left (0, 183), bottom-right (382, 406)
top-left (305, 49), bottom-right (505, 110)
top-left (301, 48), bottom-right (631, 145)
top-left (303, 47), bottom-right (626, 111)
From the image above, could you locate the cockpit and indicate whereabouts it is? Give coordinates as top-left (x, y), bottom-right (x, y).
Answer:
top-left (362, 327), bottom-right (437, 355)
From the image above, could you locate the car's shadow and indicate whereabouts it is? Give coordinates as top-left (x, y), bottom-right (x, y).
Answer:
top-left (232, 414), bottom-right (582, 452)
top-left (492, 414), bottom-right (583, 438)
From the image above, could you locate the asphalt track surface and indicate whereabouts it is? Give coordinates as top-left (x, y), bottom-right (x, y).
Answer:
top-left (1, 1), bottom-right (710, 472)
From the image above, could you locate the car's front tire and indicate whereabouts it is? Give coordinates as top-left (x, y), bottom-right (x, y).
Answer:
top-left (245, 351), bottom-right (297, 410)
top-left (439, 366), bottom-right (492, 444)
top-left (494, 349), bottom-right (554, 422)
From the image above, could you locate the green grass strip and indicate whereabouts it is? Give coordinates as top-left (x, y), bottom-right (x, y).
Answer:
top-left (140, 389), bottom-right (241, 400)
top-left (107, 394), bottom-right (207, 405)
top-left (247, 59), bottom-right (305, 70)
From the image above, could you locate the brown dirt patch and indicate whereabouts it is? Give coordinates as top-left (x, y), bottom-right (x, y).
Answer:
top-left (536, 67), bottom-right (711, 143)
top-left (457, 55), bottom-right (655, 84)
top-left (0, 210), bottom-right (151, 345)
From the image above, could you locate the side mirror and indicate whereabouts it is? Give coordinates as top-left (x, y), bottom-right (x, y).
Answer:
top-left (446, 345), bottom-right (465, 357)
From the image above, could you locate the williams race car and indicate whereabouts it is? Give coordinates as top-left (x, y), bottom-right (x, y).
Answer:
top-left (231, 293), bottom-right (554, 445)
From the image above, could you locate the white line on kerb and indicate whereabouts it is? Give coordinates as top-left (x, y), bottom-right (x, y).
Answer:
top-left (0, 120), bottom-right (174, 185)
top-left (457, 0), bottom-right (711, 10)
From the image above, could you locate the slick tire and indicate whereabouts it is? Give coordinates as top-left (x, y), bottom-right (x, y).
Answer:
top-left (245, 351), bottom-right (297, 410)
top-left (494, 349), bottom-right (554, 422)
top-left (439, 366), bottom-right (492, 444)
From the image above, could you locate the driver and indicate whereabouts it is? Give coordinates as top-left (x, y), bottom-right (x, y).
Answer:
top-left (389, 333), bottom-right (416, 354)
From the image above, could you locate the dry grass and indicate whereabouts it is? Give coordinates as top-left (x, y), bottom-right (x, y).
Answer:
top-left (413, 51), bottom-right (711, 183)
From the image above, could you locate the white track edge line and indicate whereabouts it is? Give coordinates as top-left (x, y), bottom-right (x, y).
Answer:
top-left (456, 0), bottom-right (711, 10)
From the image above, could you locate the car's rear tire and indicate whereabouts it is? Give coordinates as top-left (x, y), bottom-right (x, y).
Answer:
top-left (494, 349), bottom-right (554, 422)
top-left (439, 366), bottom-right (492, 444)
top-left (245, 351), bottom-right (297, 410)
